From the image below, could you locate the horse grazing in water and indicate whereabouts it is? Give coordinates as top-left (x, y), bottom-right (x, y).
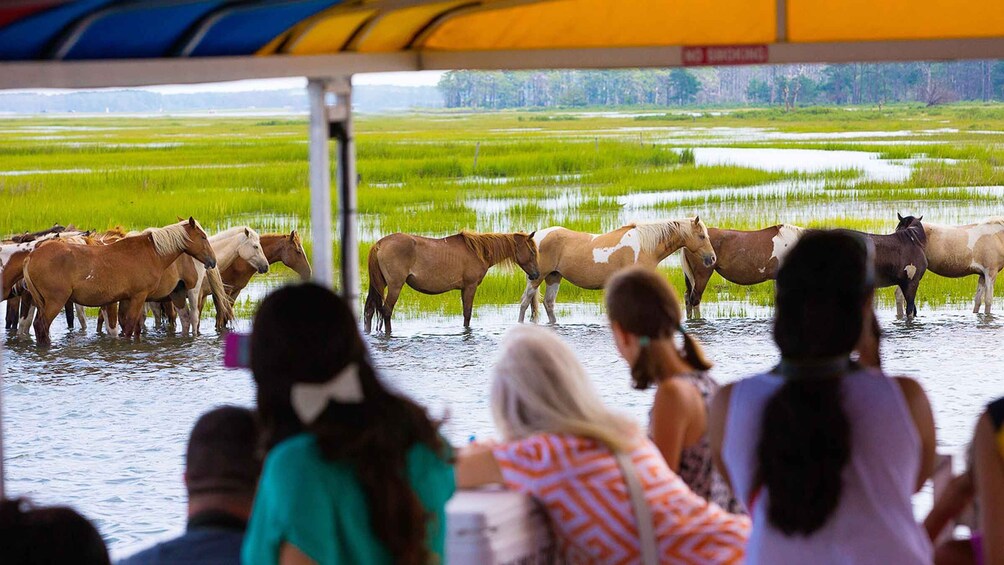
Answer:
top-left (681, 224), bottom-right (805, 318)
top-left (196, 230), bottom-right (312, 330)
top-left (23, 218), bottom-right (217, 345)
top-left (842, 214), bottom-right (927, 319)
top-left (917, 217), bottom-right (1004, 314)
top-left (365, 230), bottom-right (540, 334)
top-left (518, 218), bottom-right (716, 324)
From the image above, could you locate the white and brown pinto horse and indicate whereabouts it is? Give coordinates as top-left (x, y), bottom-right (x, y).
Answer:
top-left (519, 218), bottom-right (717, 324)
top-left (918, 217), bottom-right (1004, 314)
top-left (681, 224), bottom-right (805, 318)
top-left (365, 230), bottom-right (540, 334)
top-left (23, 218), bottom-right (217, 345)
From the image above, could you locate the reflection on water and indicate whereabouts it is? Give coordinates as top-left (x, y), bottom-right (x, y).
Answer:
top-left (3, 299), bottom-right (999, 557)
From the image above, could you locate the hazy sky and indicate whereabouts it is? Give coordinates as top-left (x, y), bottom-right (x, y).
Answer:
top-left (10, 71), bottom-right (445, 95)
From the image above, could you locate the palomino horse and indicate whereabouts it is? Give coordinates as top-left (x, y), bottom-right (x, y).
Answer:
top-left (23, 218), bottom-right (217, 345)
top-left (365, 230), bottom-right (540, 334)
top-left (913, 216), bottom-right (1004, 314)
top-left (138, 226), bottom-right (260, 335)
top-left (681, 224), bottom-right (805, 318)
top-left (518, 218), bottom-right (717, 324)
top-left (196, 230), bottom-right (312, 330)
top-left (844, 215), bottom-right (928, 319)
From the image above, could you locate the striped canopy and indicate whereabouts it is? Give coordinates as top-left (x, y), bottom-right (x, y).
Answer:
top-left (1, 0), bottom-right (1003, 88)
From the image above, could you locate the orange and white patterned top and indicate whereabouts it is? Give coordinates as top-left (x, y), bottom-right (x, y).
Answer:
top-left (492, 433), bottom-right (749, 565)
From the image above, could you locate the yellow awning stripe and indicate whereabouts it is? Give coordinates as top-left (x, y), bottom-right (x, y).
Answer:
top-left (788, 0), bottom-right (1004, 43)
top-left (284, 10), bottom-right (377, 54)
top-left (354, 0), bottom-right (469, 52)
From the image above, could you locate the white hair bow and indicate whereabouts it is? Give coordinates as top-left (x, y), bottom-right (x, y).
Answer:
top-left (290, 364), bottom-right (364, 424)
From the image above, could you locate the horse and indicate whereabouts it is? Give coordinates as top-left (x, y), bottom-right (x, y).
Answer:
top-left (22, 218), bottom-right (217, 346)
top-left (681, 224), bottom-right (806, 318)
top-left (843, 214), bottom-right (928, 319)
top-left (8, 224), bottom-right (67, 243)
top-left (915, 217), bottom-right (1004, 314)
top-left (136, 226), bottom-right (260, 335)
top-left (517, 218), bottom-right (717, 324)
top-left (365, 230), bottom-right (540, 334)
top-left (196, 230), bottom-right (312, 330)
top-left (3, 231), bottom-right (89, 333)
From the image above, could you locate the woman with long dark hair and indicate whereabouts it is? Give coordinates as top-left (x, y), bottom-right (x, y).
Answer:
top-left (242, 283), bottom-right (454, 565)
top-left (605, 267), bottom-right (742, 514)
top-left (708, 230), bottom-right (936, 563)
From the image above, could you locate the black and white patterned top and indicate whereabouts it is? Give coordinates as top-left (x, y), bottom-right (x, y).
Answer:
top-left (652, 371), bottom-right (746, 515)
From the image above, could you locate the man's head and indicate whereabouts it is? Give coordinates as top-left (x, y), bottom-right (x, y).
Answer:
top-left (185, 406), bottom-right (260, 514)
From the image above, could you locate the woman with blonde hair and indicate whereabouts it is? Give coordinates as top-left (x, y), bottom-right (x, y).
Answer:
top-left (456, 325), bottom-right (749, 565)
top-left (605, 267), bottom-right (743, 513)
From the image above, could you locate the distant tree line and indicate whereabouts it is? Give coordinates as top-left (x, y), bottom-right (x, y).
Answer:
top-left (438, 61), bottom-right (1004, 109)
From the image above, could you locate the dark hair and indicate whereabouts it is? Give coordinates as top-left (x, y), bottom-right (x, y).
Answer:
top-left (757, 230), bottom-right (872, 536)
top-left (251, 283), bottom-right (445, 565)
top-left (605, 266), bottom-right (712, 389)
top-left (186, 406), bottom-right (260, 496)
top-left (0, 498), bottom-right (110, 565)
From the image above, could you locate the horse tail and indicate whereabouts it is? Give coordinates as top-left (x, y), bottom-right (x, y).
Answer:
top-left (205, 267), bottom-right (234, 326)
top-left (22, 255), bottom-right (45, 315)
top-left (364, 245), bottom-right (386, 332)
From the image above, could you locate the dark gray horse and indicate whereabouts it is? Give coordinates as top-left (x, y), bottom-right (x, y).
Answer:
top-left (838, 214), bottom-right (927, 318)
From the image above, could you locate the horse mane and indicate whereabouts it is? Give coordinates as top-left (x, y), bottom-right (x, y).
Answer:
top-left (629, 220), bottom-right (688, 253)
top-left (460, 230), bottom-right (524, 265)
top-left (211, 225), bottom-right (256, 242)
top-left (146, 221), bottom-right (195, 256)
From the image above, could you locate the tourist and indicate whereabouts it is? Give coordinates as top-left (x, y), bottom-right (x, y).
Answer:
top-left (119, 405), bottom-right (260, 565)
top-left (241, 283), bottom-right (454, 565)
top-left (0, 498), bottom-right (110, 564)
top-left (709, 230), bottom-right (937, 563)
top-left (605, 266), bottom-right (743, 514)
top-left (924, 397), bottom-right (1004, 565)
top-left (456, 325), bottom-right (749, 564)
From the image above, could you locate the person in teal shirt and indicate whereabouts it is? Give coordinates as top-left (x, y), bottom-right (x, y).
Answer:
top-left (242, 283), bottom-right (455, 565)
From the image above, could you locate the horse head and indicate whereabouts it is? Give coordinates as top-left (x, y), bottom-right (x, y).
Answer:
top-left (237, 227), bottom-right (270, 274)
top-left (685, 216), bottom-right (717, 267)
top-left (895, 213), bottom-right (927, 245)
top-left (514, 231), bottom-right (540, 281)
top-left (181, 217), bottom-right (217, 269)
top-left (281, 230), bottom-right (312, 280)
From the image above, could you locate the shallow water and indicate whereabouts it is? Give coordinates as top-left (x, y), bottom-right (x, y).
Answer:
top-left (2, 300), bottom-right (1000, 558)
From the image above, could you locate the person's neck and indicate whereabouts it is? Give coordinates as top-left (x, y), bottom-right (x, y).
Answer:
top-left (649, 339), bottom-right (695, 378)
top-left (187, 493), bottom-right (253, 523)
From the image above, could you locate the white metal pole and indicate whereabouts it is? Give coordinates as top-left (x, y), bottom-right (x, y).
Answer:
top-left (307, 78), bottom-right (334, 289)
top-left (336, 81), bottom-right (360, 314)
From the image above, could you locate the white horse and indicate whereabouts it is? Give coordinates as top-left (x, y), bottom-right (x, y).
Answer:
top-left (906, 218), bottom-right (1004, 314)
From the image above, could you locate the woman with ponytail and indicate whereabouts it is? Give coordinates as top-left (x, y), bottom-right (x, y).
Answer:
top-left (605, 267), bottom-right (743, 514)
top-left (242, 283), bottom-right (454, 565)
top-left (708, 230), bottom-right (937, 564)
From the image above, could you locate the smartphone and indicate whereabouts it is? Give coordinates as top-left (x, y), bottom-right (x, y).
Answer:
top-left (223, 332), bottom-right (251, 369)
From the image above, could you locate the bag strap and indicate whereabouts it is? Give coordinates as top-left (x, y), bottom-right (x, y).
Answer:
top-left (613, 450), bottom-right (658, 565)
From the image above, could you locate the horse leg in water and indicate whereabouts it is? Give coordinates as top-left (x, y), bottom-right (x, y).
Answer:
top-left (17, 293), bottom-right (35, 337)
top-left (895, 286), bottom-right (906, 318)
top-left (64, 301), bottom-right (74, 329)
top-left (164, 301), bottom-right (178, 330)
top-left (542, 272), bottom-right (562, 325)
top-left (461, 284), bottom-right (478, 327)
top-left (74, 303), bottom-right (86, 329)
top-left (973, 273), bottom-right (987, 314)
top-left (984, 271), bottom-right (997, 315)
top-left (104, 304), bottom-right (120, 337)
top-left (901, 280), bottom-right (921, 319)
top-left (381, 281), bottom-right (405, 335)
top-left (6, 297), bottom-right (19, 330)
top-left (31, 290), bottom-right (70, 347)
top-left (119, 297), bottom-right (148, 339)
top-left (518, 277), bottom-right (544, 323)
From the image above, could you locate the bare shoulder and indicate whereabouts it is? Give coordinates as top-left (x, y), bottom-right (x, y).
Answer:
top-left (656, 376), bottom-right (703, 410)
top-left (892, 375), bottom-right (929, 403)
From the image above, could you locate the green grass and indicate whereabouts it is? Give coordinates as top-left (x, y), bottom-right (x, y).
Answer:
top-left (3, 104), bottom-right (1004, 318)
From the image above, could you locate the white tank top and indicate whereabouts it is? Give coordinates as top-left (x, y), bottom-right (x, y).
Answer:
top-left (722, 368), bottom-right (932, 565)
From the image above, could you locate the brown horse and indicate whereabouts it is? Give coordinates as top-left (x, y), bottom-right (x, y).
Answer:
top-left (518, 218), bottom-right (716, 324)
top-left (23, 218), bottom-right (217, 345)
top-left (3, 231), bottom-right (89, 332)
top-left (681, 224), bottom-right (805, 318)
top-left (196, 231), bottom-right (312, 329)
top-left (365, 230), bottom-right (540, 334)
top-left (918, 217), bottom-right (1004, 314)
top-left (844, 214), bottom-right (928, 319)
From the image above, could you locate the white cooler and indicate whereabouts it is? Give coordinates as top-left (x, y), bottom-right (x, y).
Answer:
top-left (446, 489), bottom-right (555, 564)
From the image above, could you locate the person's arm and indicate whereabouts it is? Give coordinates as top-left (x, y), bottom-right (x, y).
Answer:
top-left (922, 470), bottom-right (974, 541)
top-left (650, 380), bottom-right (694, 472)
top-left (894, 377), bottom-right (937, 492)
top-left (708, 383), bottom-right (735, 493)
top-left (454, 442), bottom-right (504, 488)
top-left (280, 543), bottom-right (318, 565)
top-left (974, 411), bottom-right (1004, 565)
